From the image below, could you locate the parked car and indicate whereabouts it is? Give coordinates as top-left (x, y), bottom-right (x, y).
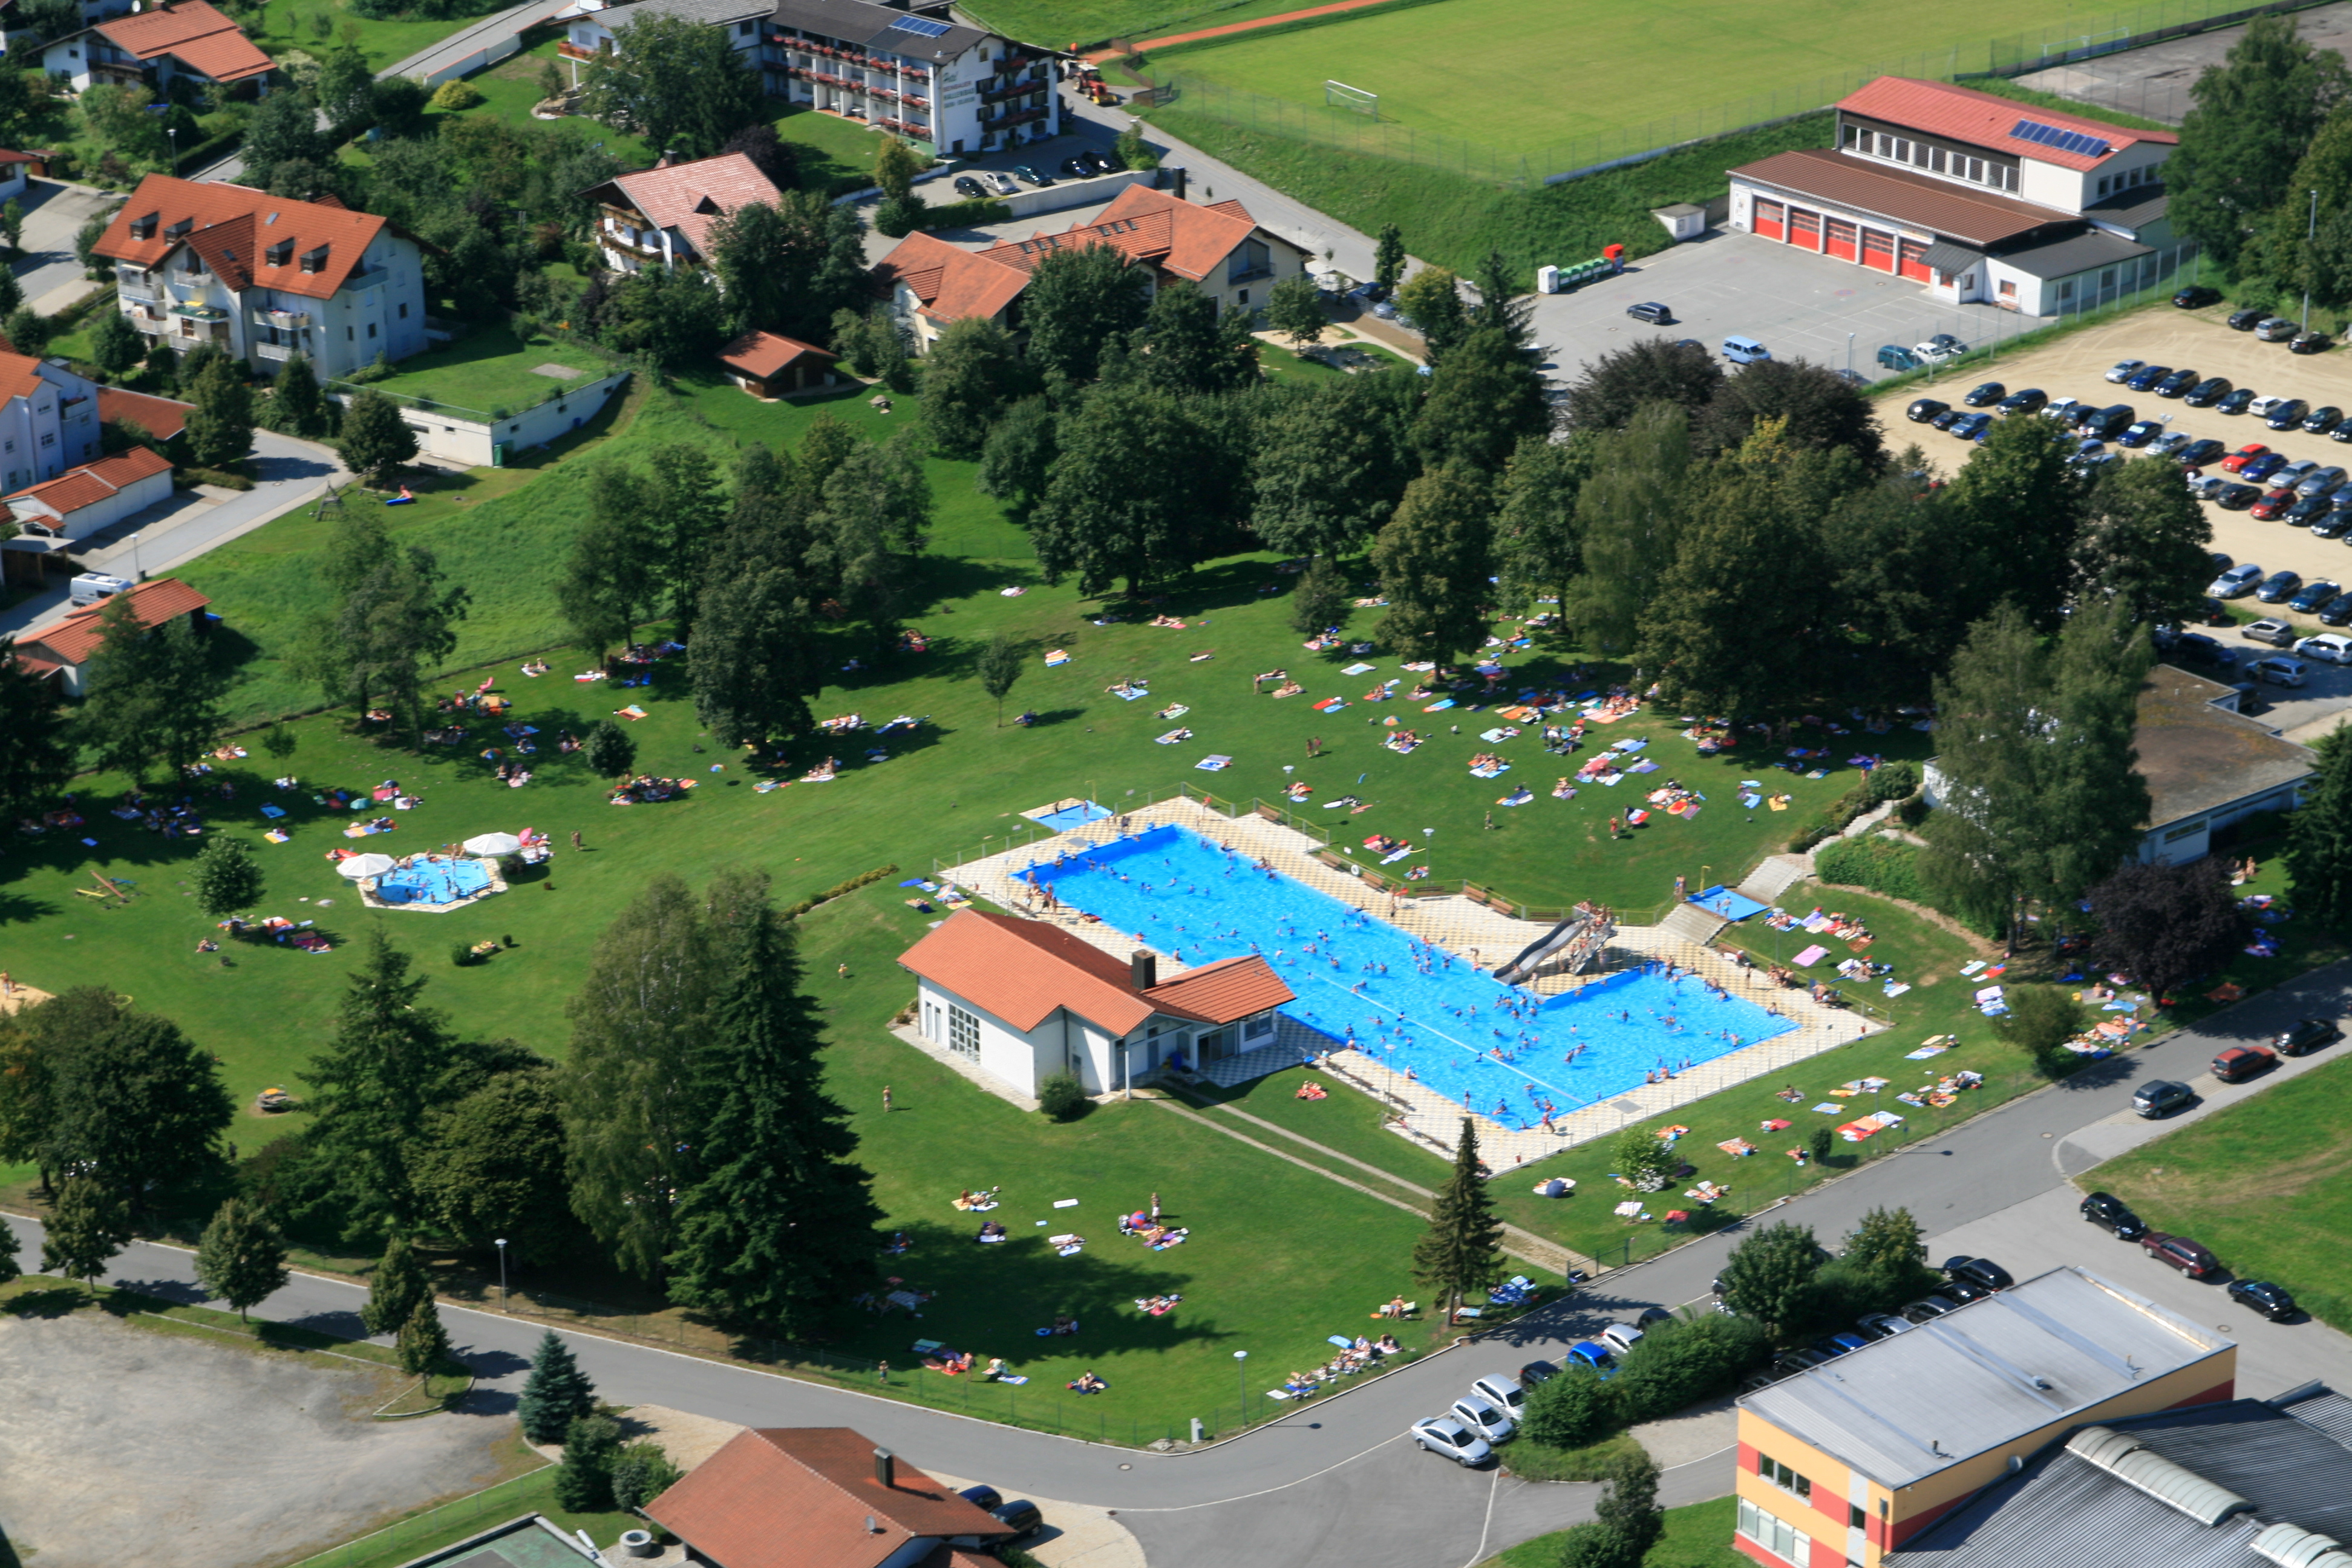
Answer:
top-left (1770, 1349), bottom-right (1832, 1377)
top-left (1997, 387), bottom-right (2048, 415)
top-left (2073, 436), bottom-right (2108, 459)
top-left (2178, 437), bottom-right (2227, 466)
top-left (1877, 344), bottom-right (1921, 371)
top-left (2117, 419), bottom-right (2164, 448)
top-left (1472, 1373), bottom-right (1526, 1413)
top-left (1855, 1312), bottom-right (1913, 1339)
top-left (2080, 1191), bottom-right (2148, 1240)
top-left (2276, 458), bottom-right (2321, 487)
top-left (2244, 617), bottom-right (2299, 646)
top-left (2291, 580), bottom-right (2345, 612)
top-left (1962, 381), bottom-right (2005, 407)
top-left (2308, 406), bottom-right (2346, 434)
top-left (2042, 397), bottom-right (2088, 424)
top-left (2134, 1079), bottom-right (2195, 1117)
top-left (1898, 1296), bottom-right (1962, 1323)
top-left (953, 174), bottom-right (987, 198)
top-left (2219, 387), bottom-right (2259, 415)
top-left (2174, 285), bottom-right (2223, 308)
top-left (2152, 431), bottom-right (2195, 459)
top-left (1950, 412), bottom-right (1993, 440)
top-left (1599, 1322), bottom-right (1647, 1354)
top-left (2284, 495), bottom-right (2333, 528)
top-left (2298, 466), bottom-right (2348, 497)
top-left (1411, 1416), bottom-right (1494, 1466)
top-left (2155, 367), bottom-right (2202, 398)
top-left (982, 170), bottom-right (1019, 196)
top-left (2104, 359), bottom-right (2148, 384)
top-left (2249, 393), bottom-right (2293, 419)
top-left (1943, 1257), bottom-right (2015, 1292)
top-left (1565, 1342), bottom-right (1613, 1373)
top-left (1626, 301), bottom-right (1673, 325)
top-left (2249, 656), bottom-right (2308, 685)
top-left (2250, 489), bottom-right (2299, 521)
top-left (2255, 569), bottom-right (2305, 603)
top-left (2226, 1279), bottom-right (2298, 1319)
top-left (1011, 163), bottom-right (1053, 186)
top-left (2221, 443), bottom-right (2273, 472)
top-left (2243, 454), bottom-right (2288, 483)
top-left (2126, 362), bottom-right (2173, 392)
top-left (2216, 482), bottom-right (2264, 510)
top-left (1813, 1333), bottom-right (1869, 1357)
top-left (2229, 307), bottom-right (2269, 331)
top-left (2256, 316), bottom-right (2299, 341)
top-left (2171, 630), bottom-right (2235, 665)
top-left (2142, 1232), bottom-right (2221, 1276)
top-left (1079, 148), bottom-right (1119, 174)
top-left (1906, 398), bottom-right (1952, 424)
top-left (2334, 420), bottom-right (2352, 444)
top-left (2268, 398), bottom-right (2314, 430)
top-left (2293, 331), bottom-right (2333, 354)
top-left (2185, 376), bottom-right (2233, 407)
top-left (1939, 1276), bottom-right (1995, 1304)
top-left (1449, 1394), bottom-right (1516, 1444)
top-left (2080, 403), bottom-right (2136, 439)
top-left (1057, 156), bottom-right (1093, 178)
top-left (958, 1484), bottom-right (1004, 1512)
top-left (2274, 1018), bottom-right (2343, 1054)
top-left (1738, 1372), bottom-right (1780, 1395)
top-left (2319, 589), bottom-right (2352, 620)
top-left (2212, 1044), bottom-right (2279, 1082)
top-left (1930, 407), bottom-right (1966, 431)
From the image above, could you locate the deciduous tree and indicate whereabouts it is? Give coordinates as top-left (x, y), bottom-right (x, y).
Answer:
top-left (76, 580), bottom-right (226, 785)
top-left (1373, 463), bottom-right (1492, 665)
top-left (191, 833), bottom-right (264, 916)
top-left (42, 1177), bottom-right (130, 1292)
top-left (1563, 339), bottom-right (1722, 433)
top-left (1249, 369), bottom-right (1419, 560)
top-left (1393, 265), bottom-right (1465, 356)
top-left (1566, 403), bottom-right (1690, 658)
top-left (920, 317), bottom-right (1033, 458)
top-left (24, 988), bottom-right (232, 1209)
top-left (2167, 14), bottom-right (2349, 267)
top-left (1409, 1119), bottom-right (1504, 1322)
top-left (580, 11), bottom-right (765, 162)
top-left (194, 1197), bottom-right (290, 1321)
top-left (816, 431), bottom-right (931, 653)
top-left (976, 395), bottom-right (1058, 516)
top-left (690, 519), bottom-right (822, 751)
top-left (1024, 243), bottom-right (1151, 384)
top-left (414, 1065), bottom-right (575, 1263)
top-left (1495, 430), bottom-right (1593, 616)
top-left (1991, 984), bottom-right (2089, 1076)
top-left (2074, 457), bottom-right (2216, 628)
top-left (90, 307), bottom-right (144, 378)
top-left (1698, 356), bottom-right (1883, 468)
top-left (584, 718), bottom-right (636, 777)
top-left (2086, 857), bottom-right (2246, 1004)
top-left (976, 632), bottom-right (1024, 725)
top-left (1028, 382), bottom-right (1236, 595)
top-left (649, 445), bottom-right (727, 628)
top-left (241, 84), bottom-right (330, 190)
top-left (1131, 280), bottom-right (1258, 394)
top-left (1613, 1128), bottom-right (1676, 1191)
top-left (1288, 555), bottom-right (1352, 638)
top-left (1263, 272), bottom-right (1327, 349)
top-left (1716, 1221), bottom-right (1822, 1339)
top-left (338, 388), bottom-right (419, 486)
top-left (557, 466), bottom-right (662, 665)
top-left (872, 135), bottom-right (922, 201)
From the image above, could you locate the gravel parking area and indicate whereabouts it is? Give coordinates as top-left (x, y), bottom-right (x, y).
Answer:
top-left (0, 1312), bottom-right (511, 1568)
top-left (2017, 1), bottom-right (2352, 125)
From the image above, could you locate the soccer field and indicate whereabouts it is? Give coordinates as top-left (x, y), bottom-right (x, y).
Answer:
top-left (1154, 0), bottom-right (2187, 157)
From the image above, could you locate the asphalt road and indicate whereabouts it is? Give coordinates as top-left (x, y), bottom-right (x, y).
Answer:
top-left (13, 180), bottom-right (121, 316)
top-left (8, 961), bottom-right (2351, 1566)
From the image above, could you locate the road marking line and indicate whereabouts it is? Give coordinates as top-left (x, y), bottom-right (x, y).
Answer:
top-left (1460, 1467), bottom-right (1501, 1568)
top-left (1112, 1432), bottom-right (1406, 1510)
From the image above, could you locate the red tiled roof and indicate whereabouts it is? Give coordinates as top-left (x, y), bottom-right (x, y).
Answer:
top-left (871, 229), bottom-right (1029, 324)
top-left (897, 909), bottom-right (1290, 1033)
top-left (0, 350), bottom-right (48, 405)
top-left (95, 178), bottom-right (388, 301)
top-left (717, 330), bottom-right (835, 379)
top-left (5, 445), bottom-right (171, 519)
top-left (96, 386), bottom-right (193, 441)
top-left (1731, 148), bottom-right (2069, 248)
top-left (594, 152), bottom-right (783, 258)
top-left (977, 185), bottom-right (1275, 284)
top-left (93, 0), bottom-right (272, 80)
top-left (0, 150), bottom-right (34, 166)
top-left (645, 1428), bottom-right (1008, 1568)
top-left (23, 576), bottom-right (209, 667)
top-left (1838, 77), bottom-right (2174, 172)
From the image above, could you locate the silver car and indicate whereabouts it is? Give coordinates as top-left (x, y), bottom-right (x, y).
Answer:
top-left (1471, 1373), bottom-right (1526, 1414)
top-left (1411, 1415), bottom-right (1493, 1466)
top-left (982, 170), bottom-right (1019, 197)
top-left (2298, 465), bottom-right (2349, 497)
top-left (1450, 1394), bottom-right (1517, 1445)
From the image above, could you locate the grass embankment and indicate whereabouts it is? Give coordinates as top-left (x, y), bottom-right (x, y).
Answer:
top-left (1482, 1495), bottom-right (1748, 1568)
top-left (358, 324), bottom-right (615, 417)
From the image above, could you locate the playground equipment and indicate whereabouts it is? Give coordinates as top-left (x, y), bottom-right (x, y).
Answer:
top-left (1494, 901), bottom-right (1616, 984)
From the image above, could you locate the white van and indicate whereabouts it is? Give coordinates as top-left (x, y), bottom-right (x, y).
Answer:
top-left (1722, 335), bottom-right (1771, 365)
top-left (69, 572), bottom-right (134, 606)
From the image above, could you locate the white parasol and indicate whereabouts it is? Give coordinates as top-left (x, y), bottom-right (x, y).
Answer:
top-left (462, 832), bottom-right (523, 856)
top-left (340, 852), bottom-right (397, 879)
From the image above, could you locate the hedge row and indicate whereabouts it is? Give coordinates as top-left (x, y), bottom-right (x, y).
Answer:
top-left (784, 863), bottom-right (900, 920)
top-left (1786, 760), bottom-right (1920, 853)
top-left (1812, 836), bottom-right (1930, 906)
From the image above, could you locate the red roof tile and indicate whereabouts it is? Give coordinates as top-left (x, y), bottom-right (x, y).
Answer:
top-left (1838, 77), bottom-right (2174, 172)
top-left (871, 229), bottom-right (1030, 324)
top-left (645, 1428), bottom-right (1009, 1568)
top-left (96, 386), bottom-right (193, 441)
top-left (1144, 955), bottom-right (1295, 1025)
top-left (93, 0), bottom-right (273, 80)
top-left (4, 445), bottom-right (171, 519)
top-left (1731, 148), bottom-right (2068, 248)
top-left (897, 909), bottom-right (1290, 1033)
top-left (717, 330), bottom-right (836, 379)
top-left (593, 152), bottom-right (783, 258)
top-left (0, 350), bottom-right (50, 405)
top-left (23, 576), bottom-right (209, 667)
top-left (95, 178), bottom-right (388, 301)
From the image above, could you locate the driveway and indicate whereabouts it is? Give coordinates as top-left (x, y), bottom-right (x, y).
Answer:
top-left (13, 180), bottom-right (122, 318)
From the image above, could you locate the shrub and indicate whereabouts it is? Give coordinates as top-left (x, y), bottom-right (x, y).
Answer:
top-left (1813, 837), bottom-right (1930, 905)
top-left (1521, 1366), bottom-right (1614, 1448)
top-left (584, 719), bottom-right (635, 777)
top-left (874, 193), bottom-right (926, 238)
top-left (1607, 1313), bottom-right (1770, 1424)
top-left (1613, 1128), bottom-right (1676, 1192)
top-left (430, 79), bottom-right (483, 111)
top-left (553, 1415), bottom-right (622, 1512)
top-left (1808, 1126), bottom-right (1834, 1165)
top-left (451, 942), bottom-right (477, 968)
top-left (916, 197), bottom-right (1014, 230)
top-left (1037, 1072), bottom-right (1088, 1121)
top-left (609, 1442), bottom-right (684, 1511)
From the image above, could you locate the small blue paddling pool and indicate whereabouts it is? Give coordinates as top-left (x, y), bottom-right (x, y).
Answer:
top-left (374, 858), bottom-right (493, 906)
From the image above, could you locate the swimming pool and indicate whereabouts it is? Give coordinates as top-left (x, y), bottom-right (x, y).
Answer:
top-left (374, 858), bottom-right (494, 907)
top-left (1026, 825), bottom-right (1797, 1125)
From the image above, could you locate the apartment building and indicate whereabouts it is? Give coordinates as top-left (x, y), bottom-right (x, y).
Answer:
top-left (1728, 77), bottom-right (2180, 314)
top-left (580, 151), bottom-right (783, 273)
top-left (0, 351), bottom-right (104, 495)
top-left (93, 178), bottom-right (430, 384)
top-left (41, 0), bottom-right (273, 94)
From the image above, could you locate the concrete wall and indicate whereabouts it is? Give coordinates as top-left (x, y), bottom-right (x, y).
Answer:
top-left (15, 465), bottom-right (170, 541)
top-left (988, 169), bottom-right (1154, 220)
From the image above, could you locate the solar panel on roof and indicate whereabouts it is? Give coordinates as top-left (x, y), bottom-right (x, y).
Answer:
top-left (2010, 117), bottom-right (2111, 157)
top-left (890, 15), bottom-right (949, 36)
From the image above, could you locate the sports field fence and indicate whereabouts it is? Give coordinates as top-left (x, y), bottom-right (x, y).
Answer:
top-left (1143, 0), bottom-right (2343, 186)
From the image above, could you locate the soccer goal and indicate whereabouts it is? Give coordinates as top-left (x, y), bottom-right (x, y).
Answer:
top-left (1324, 79), bottom-right (1379, 119)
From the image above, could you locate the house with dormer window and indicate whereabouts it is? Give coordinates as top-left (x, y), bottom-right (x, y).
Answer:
top-left (91, 177), bottom-right (428, 384)
top-left (578, 152), bottom-right (783, 274)
top-left (41, 0), bottom-right (274, 95)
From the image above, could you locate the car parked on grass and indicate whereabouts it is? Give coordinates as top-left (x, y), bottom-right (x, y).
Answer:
top-left (1411, 1416), bottom-right (1494, 1466)
top-left (2275, 1018), bottom-right (2344, 1054)
top-left (2081, 1191), bottom-right (2148, 1240)
top-left (2105, 359), bottom-right (2147, 383)
top-left (1450, 1395), bottom-right (1515, 1444)
top-left (2291, 579), bottom-right (2345, 611)
top-left (2220, 387), bottom-right (2259, 415)
top-left (2256, 569), bottom-right (2305, 602)
top-left (2244, 617), bottom-right (2299, 646)
top-left (2175, 285), bottom-right (2223, 308)
top-left (2230, 307), bottom-right (2269, 330)
top-left (2186, 376), bottom-right (2233, 406)
top-left (1962, 381), bottom-right (2005, 407)
top-left (2227, 1279), bottom-right (2299, 1319)
top-left (2212, 1044), bottom-right (2279, 1082)
top-left (2134, 1079), bottom-right (2196, 1116)
top-left (2256, 316), bottom-right (2299, 341)
top-left (2156, 367), bottom-right (2202, 397)
top-left (2143, 1232), bottom-right (2221, 1276)
top-left (1944, 1257), bottom-right (2015, 1292)
top-left (1997, 387), bottom-right (2048, 415)
top-left (2249, 656), bottom-right (2309, 685)
top-left (2294, 331), bottom-right (2334, 354)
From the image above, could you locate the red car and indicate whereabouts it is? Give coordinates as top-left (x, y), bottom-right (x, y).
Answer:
top-left (2250, 488), bottom-right (2300, 520)
top-left (2222, 443), bottom-right (2273, 472)
top-left (2212, 1044), bottom-right (2279, 1082)
top-left (2143, 1233), bottom-right (2220, 1276)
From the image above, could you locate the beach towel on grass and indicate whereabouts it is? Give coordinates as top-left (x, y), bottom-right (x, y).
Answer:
top-left (1382, 845), bottom-right (1416, 863)
top-left (1196, 756), bottom-right (1233, 771)
top-left (1342, 662), bottom-right (1376, 675)
top-left (1423, 699), bottom-right (1455, 712)
top-left (1315, 697), bottom-right (1348, 712)
top-left (1155, 730), bottom-right (1191, 745)
top-left (1044, 650), bottom-right (1070, 666)
top-left (615, 705), bottom-right (649, 720)
top-left (1812, 1103), bottom-right (1845, 1116)
top-left (1112, 686), bottom-right (1149, 701)
top-left (1792, 944), bottom-right (1829, 966)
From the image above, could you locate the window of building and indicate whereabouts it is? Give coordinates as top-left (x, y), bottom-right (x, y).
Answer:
top-left (1760, 1456), bottom-right (1811, 1498)
top-left (947, 1004), bottom-right (980, 1060)
top-left (738, 18), bottom-right (754, 32)
top-left (1930, 147), bottom-right (1946, 172)
top-left (2060, 279), bottom-right (2076, 300)
top-left (39, 433), bottom-right (52, 448)
top-left (1849, 1503), bottom-right (1867, 1529)
top-left (2097, 176), bottom-right (2111, 195)
top-left (2163, 818), bottom-right (2208, 841)
top-left (368, 323), bottom-right (377, 338)
top-left (1999, 278), bottom-right (2016, 297)
top-left (1237, 289), bottom-right (1249, 305)
top-left (1243, 1013), bottom-right (1273, 1040)
top-left (1737, 1499), bottom-right (1812, 1567)
top-left (1967, 157), bottom-right (1984, 183)
top-left (1912, 141), bottom-right (1929, 168)
top-left (398, 303), bottom-right (408, 318)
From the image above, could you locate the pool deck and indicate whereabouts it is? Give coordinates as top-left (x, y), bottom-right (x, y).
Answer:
top-left (939, 796), bottom-right (1880, 1172)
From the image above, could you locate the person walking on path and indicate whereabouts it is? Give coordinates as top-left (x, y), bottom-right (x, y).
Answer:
top-left (883, 1085), bottom-right (893, 1113)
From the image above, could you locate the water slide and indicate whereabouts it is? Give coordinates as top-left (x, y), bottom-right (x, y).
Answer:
top-left (1495, 916), bottom-right (1589, 985)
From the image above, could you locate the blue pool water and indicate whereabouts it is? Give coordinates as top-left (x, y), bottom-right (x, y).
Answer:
top-left (375, 858), bottom-right (494, 906)
top-left (1026, 825), bottom-right (1798, 1124)
top-left (1033, 800), bottom-right (1113, 832)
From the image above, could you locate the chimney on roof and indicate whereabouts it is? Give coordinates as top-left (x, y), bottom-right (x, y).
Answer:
top-left (1131, 951), bottom-right (1157, 990)
top-left (874, 1448), bottom-right (895, 1489)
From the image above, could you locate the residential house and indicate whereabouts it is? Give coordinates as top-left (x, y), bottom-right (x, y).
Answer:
top-left (0, 351), bottom-right (103, 495)
top-left (1886, 1381), bottom-right (2352, 1567)
top-left (41, 0), bottom-right (273, 95)
top-left (872, 184), bottom-right (1310, 353)
top-left (1734, 1267), bottom-right (2235, 1567)
top-left (93, 177), bottom-right (430, 383)
top-left (644, 1427), bottom-right (1012, 1568)
top-left (1727, 77), bottom-right (2180, 313)
top-left (579, 151), bottom-right (783, 273)
top-left (897, 908), bottom-right (1293, 1099)
top-left (4, 445), bottom-right (172, 542)
top-left (0, 151), bottom-right (37, 203)
top-left (716, 329), bottom-right (838, 395)
top-left (14, 576), bottom-right (209, 695)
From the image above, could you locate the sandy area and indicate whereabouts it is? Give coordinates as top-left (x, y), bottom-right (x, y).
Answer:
top-left (1892, 310), bottom-right (2352, 621)
top-left (0, 1312), bottom-right (511, 1568)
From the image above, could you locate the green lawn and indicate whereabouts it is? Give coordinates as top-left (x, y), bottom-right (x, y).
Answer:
top-left (1483, 1495), bottom-right (1747, 1568)
top-left (358, 324), bottom-right (616, 418)
top-left (2084, 1054), bottom-right (2352, 1332)
top-left (961, 0), bottom-right (1317, 51)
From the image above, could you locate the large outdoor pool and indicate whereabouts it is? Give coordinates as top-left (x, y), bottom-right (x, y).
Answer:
top-left (374, 857), bottom-right (494, 907)
top-left (1025, 824), bottom-right (1798, 1125)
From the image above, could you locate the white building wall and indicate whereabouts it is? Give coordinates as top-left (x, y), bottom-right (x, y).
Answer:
top-left (915, 978), bottom-right (1055, 1097)
top-left (0, 370), bottom-right (99, 493)
top-left (353, 369), bottom-right (629, 467)
top-left (14, 466), bottom-right (171, 540)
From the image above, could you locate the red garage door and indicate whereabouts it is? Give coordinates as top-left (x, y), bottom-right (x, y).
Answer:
top-left (1861, 229), bottom-right (1896, 272)
top-left (1898, 237), bottom-right (1931, 282)
top-left (1754, 197), bottom-right (1784, 241)
top-left (1789, 207), bottom-right (1821, 249)
top-left (1825, 218), bottom-right (1859, 261)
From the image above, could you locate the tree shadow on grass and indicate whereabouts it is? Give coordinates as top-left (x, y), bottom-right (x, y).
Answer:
top-left (4, 1285), bottom-right (88, 1320)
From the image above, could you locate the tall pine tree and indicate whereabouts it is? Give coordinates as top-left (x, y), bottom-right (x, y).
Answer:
top-left (362, 1235), bottom-right (433, 1338)
top-left (518, 1329), bottom-right (599, 1443)
top-left (667, 873), bottom-right (881, 1336)
top-left (1410, 1119), bottom-right (1504, 1322)
top-left (2288, 728), bottom-right (2352, 929)
top-left (307, 929), bottom-right (462, 1237)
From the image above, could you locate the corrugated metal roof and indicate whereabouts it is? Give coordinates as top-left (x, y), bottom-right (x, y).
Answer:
top-left (1742, 1267), bottom-right (2229, 1487)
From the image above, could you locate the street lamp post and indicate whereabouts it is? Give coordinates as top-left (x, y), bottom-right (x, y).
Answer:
top-left (1233, 1350), bottom-right (1248, 1425)
top-left (2305, 188), bottom-right (2321, 335)
top-left (1845, 332), bottom-right (1854, 376)
top-left (494, 1238), bottom-right (509, 1312)
top-left (125, 533), bottom-right (141, 580)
